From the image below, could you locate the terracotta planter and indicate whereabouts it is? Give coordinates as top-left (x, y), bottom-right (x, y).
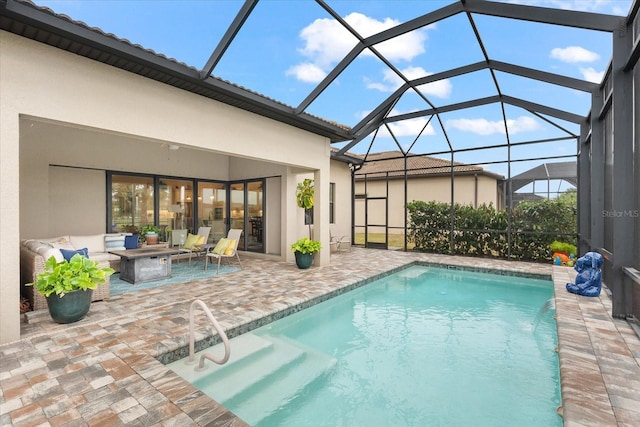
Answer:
top-left (146, 233), bottom-right (159, 245)
top-left (46, 289), bottom-right (93, 324)
top-left (294, 251), bottom-right (314, 269)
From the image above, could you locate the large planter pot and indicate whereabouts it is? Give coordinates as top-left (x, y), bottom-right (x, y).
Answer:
top-left (294, 251), bottom-right (314, 269)
top-left (46, 289), bottom-right (93, 324)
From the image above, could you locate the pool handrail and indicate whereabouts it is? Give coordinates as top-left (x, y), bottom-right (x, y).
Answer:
top-left (189, 299), bottom-right (231, 369)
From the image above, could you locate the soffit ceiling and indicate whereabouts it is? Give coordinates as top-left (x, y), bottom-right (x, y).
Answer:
top-left (0, 0), bottom-right (633, 176)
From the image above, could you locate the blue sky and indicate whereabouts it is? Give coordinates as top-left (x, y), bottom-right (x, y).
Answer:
top-left (34, 0), bottom-right (632, 188)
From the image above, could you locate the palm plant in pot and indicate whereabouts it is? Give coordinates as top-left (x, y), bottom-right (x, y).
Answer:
top-left (27, 254), bottom-right (114, 323)
top-left (293, 178), bottom-right (321, 268)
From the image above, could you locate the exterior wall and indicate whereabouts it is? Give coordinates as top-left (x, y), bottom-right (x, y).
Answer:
top-left (330, 160), bottom-right (353, 239)
top-left (0, 31), bottom-right (336, 343)
top-left (290, 160), bottom-right (353, 244)
top-left (355, 174), bottom-right (499, 234)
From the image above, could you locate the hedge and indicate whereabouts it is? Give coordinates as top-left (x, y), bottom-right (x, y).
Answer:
top-left (407, 196), bottom-right (577, 262)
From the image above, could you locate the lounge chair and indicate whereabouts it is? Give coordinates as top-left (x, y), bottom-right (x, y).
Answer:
top-left (205, 229), bottom-right (243, 273)
top-left (180, 226), bottom-right (211, 264)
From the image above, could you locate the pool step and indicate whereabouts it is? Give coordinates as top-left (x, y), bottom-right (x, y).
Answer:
top-left (195, 335), bottom-right (307, 403)
top-left (167, 332), bottom-right (274, 384)
top-left (168, 332), bottom-right (336, 425)
top-left (225, 335), bottom-right (337, 426)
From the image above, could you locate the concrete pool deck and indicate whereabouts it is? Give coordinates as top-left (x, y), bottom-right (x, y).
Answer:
top-left (1, 249), bottom-right (639, 426)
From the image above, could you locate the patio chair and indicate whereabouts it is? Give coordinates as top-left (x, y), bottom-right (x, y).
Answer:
top-left (181, 226), bottom-right (211, 264)
top-left (330, 229), bottom-right (351, 252)
top-left (205, 229), bottom-right (243, 273)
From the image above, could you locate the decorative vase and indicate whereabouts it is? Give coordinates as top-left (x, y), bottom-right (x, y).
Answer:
top-left (294, 251), bottom-right (314, 269)
top-left (46, 289), bottom-right (93, 324)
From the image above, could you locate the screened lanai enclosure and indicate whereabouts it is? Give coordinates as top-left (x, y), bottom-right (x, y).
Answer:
top-left (2, 0), bottom-right (638, 318)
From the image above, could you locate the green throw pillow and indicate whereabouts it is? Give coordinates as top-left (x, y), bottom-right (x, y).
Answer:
top-left (212, 238), bottom-right (230, 255)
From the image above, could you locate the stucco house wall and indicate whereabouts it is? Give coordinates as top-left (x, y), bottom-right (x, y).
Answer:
top-left (0, 31), bottom-right (349, 344)
top-left (355, 174), bottom-right (501, 234)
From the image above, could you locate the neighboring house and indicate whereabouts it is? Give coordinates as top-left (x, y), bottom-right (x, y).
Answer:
top-left (354, 151), bottom-right (505, 235)
top-left (508, 161), bottom-right (577, 205)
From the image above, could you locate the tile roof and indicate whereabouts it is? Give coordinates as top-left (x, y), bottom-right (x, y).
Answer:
top-left (354, 150), bottom-right (503, 180)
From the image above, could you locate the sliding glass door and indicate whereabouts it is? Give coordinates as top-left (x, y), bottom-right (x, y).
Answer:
top-left (197, 182), bottom-right (226, 243)
top-left (230, 180), bottom-right (264, 252)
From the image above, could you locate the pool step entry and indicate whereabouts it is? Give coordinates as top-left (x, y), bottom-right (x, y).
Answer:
top-left (189, 299), bottom-right (230, 368)
top-left (171, 332), bottom-right (336, 426)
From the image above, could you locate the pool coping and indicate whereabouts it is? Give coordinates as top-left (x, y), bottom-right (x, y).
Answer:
top-left (2, 249), bottom-right (639, 426)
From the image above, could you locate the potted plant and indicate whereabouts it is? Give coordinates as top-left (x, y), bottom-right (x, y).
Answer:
top-left (291, 237), bottom-right (321, 269)
top-left (292, 179), bottom-right (321, 268)
top-left (141, 224), bottom-right (161, 245)
top-left (296, 178), bottom-right (314, 238)
top-left (27, 254), bottom-right (114, 323)
top-left (550, 240), bottom-right (578, 266)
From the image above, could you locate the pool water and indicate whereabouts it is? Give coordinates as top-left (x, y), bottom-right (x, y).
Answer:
top-left (169, 265), bottom-right (561, 426)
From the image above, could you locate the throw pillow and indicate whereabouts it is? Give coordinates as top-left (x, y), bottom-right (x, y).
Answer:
top-left (223, 239), bottom-right (237, 255)
top-left (212, 238), bottom-right (230, 255)
top-left (183, 233), bottom-right (200, 249)
top-left (124, 235), bottom-right (139, 249)
top-left (60, 247), bottom-right (89, 262)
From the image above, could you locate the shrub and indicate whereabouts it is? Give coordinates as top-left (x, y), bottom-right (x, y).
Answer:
top-left (407, 198), bottom-right (577, 262)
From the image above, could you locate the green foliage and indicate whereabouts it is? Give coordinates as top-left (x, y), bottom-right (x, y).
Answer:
top-left (550, 240), bottom-right (577, 256)
top-left (296, 179), bottom-right (314, 209)
top-left (407, 197), bottom-right (577, 262)
top-left (290, 237), bottom-right (321, 254)
top-left (27, 254), bottom-right (115, 297)
top-left (141, 225), bottom-right (160, 235)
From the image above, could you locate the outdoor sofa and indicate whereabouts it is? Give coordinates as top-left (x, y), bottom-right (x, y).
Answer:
top-left (20, 233), bottom-right (126, 311)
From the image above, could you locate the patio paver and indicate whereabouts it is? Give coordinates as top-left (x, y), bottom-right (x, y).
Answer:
top-left (1, 249), bottom-right (638, 426)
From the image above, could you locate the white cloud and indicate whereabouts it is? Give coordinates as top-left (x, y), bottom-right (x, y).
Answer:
top-left (579, 67), bottom-right (605, 83)
top-left (285, 63), bottom-right (327, 83)
top-left (381, 118), bottom-right (437, 137)
top-left (446, 116), bottom-right (540, 135)
top-left (550, 46), bottom-right (600, 63)
top-left (358, 108), bottom-right (437, 137)
top-left (289, 12), bottom-right (428, 82)
top-left (366, 66), bottom-right (452, 98)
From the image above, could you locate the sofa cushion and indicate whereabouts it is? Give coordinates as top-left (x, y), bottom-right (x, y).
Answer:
top-left (23, 239), bottom-right (65, 262)
top-left (104, 234), bottom-right (126, 251)
top-left (38, 245), bottom-right (65, 263)
top-left (69, 234), bottom-right (106, 253)
top-left (40, 236), bottom-right (74, 251)
top-left (60, 247), bottom-right (89, 261)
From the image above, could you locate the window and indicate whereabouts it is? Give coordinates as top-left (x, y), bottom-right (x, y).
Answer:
top-left (330, 182), bottom-right (335, 224)
top-left (109, 174), bottom-right (154, 233)
top-left (304, 183), bottom-right (335, 224)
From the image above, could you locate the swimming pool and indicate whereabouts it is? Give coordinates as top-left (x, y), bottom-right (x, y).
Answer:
top-left (168, 265), bottom-right (561, 426)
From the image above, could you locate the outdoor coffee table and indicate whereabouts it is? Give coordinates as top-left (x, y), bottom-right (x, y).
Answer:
top-left (108, 247), bottom-right (181, 284)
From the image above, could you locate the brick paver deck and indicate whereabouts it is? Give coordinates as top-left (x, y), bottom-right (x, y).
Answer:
top-left (1, 249), bottom-right (639, 426)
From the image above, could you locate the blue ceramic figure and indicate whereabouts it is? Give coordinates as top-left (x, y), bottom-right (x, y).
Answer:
top-left (566, 252), bottom-right (604, 297)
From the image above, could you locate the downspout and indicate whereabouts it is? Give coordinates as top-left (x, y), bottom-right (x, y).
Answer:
top-left (474, 173), bottom-right (478, 208)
